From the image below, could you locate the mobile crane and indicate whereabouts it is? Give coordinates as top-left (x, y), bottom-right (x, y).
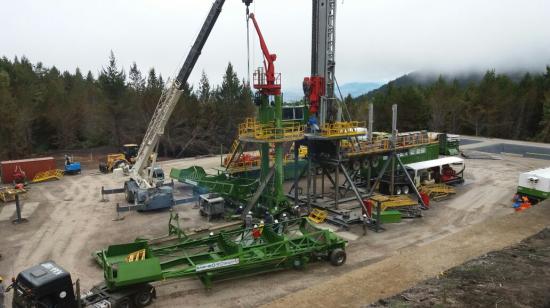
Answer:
top-left (123, 0), bottom-right (232, 211)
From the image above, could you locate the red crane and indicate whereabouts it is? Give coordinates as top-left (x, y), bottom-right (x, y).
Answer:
top-left (249, 13), bottom-right (281, 96)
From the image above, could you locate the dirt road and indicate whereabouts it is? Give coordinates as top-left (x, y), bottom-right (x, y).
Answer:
top-left (265, 203), bottom-right (550, 308)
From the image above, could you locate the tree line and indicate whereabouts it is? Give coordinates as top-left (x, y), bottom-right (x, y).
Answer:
top-left (347, 67), bottom-right (550, 142)
top-left (0, 52), bottom-right (255, 160)
top-left (2, 53), bottom-right (549, 161)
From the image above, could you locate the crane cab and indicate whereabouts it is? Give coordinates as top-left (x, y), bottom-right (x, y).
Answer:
top-left (122, 144), bottom-right (139, 163)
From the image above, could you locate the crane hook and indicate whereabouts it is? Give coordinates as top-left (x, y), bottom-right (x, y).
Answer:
top-left (242, 0), bottom-right (253, 15)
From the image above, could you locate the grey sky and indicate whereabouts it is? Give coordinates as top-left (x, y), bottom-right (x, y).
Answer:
top-left (2, 0), bottom-right (550, 91)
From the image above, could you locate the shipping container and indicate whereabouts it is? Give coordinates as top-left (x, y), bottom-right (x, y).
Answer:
top-left (1, 157), bottom-right (56, 184)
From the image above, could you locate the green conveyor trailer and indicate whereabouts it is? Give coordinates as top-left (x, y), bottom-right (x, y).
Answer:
top-left (170, 166), bottom-right (258, 203)
top-left (95, 214), bottom-right (347, 289)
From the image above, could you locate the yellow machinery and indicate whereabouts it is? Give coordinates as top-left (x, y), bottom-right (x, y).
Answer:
top-left (125, 249), bottom-right (147, 262)
top-left (308, 208), bottom-right (328, 223)
top-left (0, 187), bottom-right (26, 202)
top-left (121, 144), bottom-right (139, 163)
top-left (368, 194), bottom-right (419, 212)
top-left (98, 144), bottom-right (139, 173)
top-left (99, 154), bottom-right (130, 173)
top-left (420, 184), bottom-right (456, 201)
top-left (32, 169), bottom-right (64, 183)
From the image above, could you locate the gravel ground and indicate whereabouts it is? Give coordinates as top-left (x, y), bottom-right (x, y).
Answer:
top-left (369, 228), bottom-right (550, 308)
top-left (0, 147), bottom-right (549, 307)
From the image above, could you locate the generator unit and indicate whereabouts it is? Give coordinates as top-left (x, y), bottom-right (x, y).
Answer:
top-left (517, 167), bottom-right (550, 203)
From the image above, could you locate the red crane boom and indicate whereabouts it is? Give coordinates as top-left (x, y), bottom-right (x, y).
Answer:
top-left (249, 13), bottom-right (281, 96)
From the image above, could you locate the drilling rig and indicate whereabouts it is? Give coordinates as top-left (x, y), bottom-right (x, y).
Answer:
top-left (237, 13), bottom-right (305, 216)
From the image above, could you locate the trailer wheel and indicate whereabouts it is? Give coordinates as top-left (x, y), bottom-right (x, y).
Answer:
top-left (117, 297), bottom-right (131, 308)
top-left (134, 289), bottom-right (153, 307)
top-left (329, 248), bottom-right (346, 266)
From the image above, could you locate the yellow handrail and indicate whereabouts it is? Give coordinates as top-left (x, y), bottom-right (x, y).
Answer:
top-left (239, 118), bottom-right (305, 142)
top-left (320, 121), bottom-right (365, 137)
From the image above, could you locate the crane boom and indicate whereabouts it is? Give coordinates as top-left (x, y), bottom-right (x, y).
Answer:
top-left (131, 0), bottom-right (226, 187)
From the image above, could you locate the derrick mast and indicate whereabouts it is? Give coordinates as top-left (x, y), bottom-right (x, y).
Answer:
top-left (304, 0), bottom-right (339, 127)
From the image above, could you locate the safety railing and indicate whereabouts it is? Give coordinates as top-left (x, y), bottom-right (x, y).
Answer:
top-left (226, 154), bottom-right (296, 174)
top-left (239, 118), bottom-right (305, 142)
top-left (253, 69), bottom-right (281, 88)
top-left (345, 131), bottom-right (436, 157)
top-left (320, 121), bottom-right (365, 137)
top-left (227, 159), bottom-right (262, 173)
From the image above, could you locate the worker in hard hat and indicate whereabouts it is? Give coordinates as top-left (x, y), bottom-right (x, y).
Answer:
top-left (273, 219), bottom-right (282, 234)
top-left (252, 224), bottom-right (261, 241)
top-left (245, 211), bottom-right (253, 228)
top-left (362, 214), bottom-right (369, 236)
top-left (281, 212), bottom-right (289, 233)
top-left (208, 232), bottom-right (216, 252)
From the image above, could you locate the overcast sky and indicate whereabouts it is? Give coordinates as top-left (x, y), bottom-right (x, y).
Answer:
top-left (2, 0), bottom-right (550, 90)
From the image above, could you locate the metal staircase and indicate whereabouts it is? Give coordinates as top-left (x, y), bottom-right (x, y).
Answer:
top-left (224, 139), bottom-right (243, 169)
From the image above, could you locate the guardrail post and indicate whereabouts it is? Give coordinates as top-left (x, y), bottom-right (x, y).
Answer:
top-left (100, 186), bottom-right (107, 202)
top-left (12, 194), bottom-right (28, 224)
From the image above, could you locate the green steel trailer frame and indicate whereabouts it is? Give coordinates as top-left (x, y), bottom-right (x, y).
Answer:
top-left (170, 166), bottom-right (258, 204)
top-left (95, 214), bottom-right (347, 289)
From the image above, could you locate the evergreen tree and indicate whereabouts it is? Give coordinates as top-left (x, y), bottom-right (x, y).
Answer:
top-left (128, 62), bottom-right (145, 92)
top-left (98, 51), bottom-right (126, 144)
top-left (198, 71), bottom-right (211, 104)
top-left (216, 62), bottom-right (241, 104)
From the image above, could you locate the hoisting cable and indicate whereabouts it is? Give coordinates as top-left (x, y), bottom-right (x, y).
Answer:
top-left (246, 9), bottom-right (251, 86)
top-left (243, 1), bottom-right (253, 86)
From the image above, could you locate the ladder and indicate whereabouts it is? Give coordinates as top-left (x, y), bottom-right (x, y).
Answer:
top-left (224, 139), bottom-right (243, 169)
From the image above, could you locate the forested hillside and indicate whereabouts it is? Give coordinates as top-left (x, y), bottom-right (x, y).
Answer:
top-left (348, 67), bottom-right (550, 142)
top-left (2, 53), bottom-right (549, 161)
top-left (0, 53), bottom-right (255, 160)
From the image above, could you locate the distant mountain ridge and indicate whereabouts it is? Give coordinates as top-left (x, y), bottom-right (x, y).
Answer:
top-left (283, 81), bottom-right (382, 102)
top-left (338, 82), bottom-right (382, 98)
top-left (363, 69), bottom-right (541, 99)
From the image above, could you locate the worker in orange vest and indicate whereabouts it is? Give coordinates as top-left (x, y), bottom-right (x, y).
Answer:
top-left (252, 225), bottom-right (261, 240)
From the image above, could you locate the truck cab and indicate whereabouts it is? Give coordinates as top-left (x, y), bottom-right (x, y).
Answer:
top-left (10, 261), bottom-right (156, 308)
top-left (11, 261), bottom-right (77, 308)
